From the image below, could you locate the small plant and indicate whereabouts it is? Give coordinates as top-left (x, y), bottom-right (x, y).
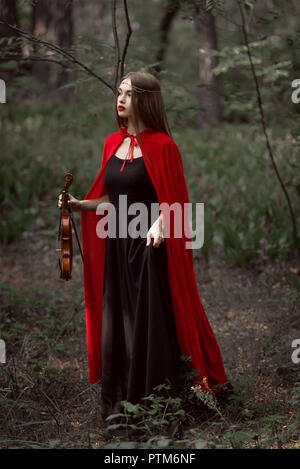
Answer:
top-left (104, 382), bottom-right (185, 440)
top-left (287, 374), bottom-right (300, 439)
top-left (191, 377), bottom-right (230, 426)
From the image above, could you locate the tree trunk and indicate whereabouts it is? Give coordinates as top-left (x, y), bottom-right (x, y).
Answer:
top-left (193, 0), bottom-right (221, 128)
top-left (31, 0), bottom-right (73, 102)
top-left (154, 0), bottom-right (180, 75)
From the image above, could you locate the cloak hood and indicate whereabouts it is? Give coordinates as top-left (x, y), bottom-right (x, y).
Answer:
top-left (80, 126), bottom-right (229, 392)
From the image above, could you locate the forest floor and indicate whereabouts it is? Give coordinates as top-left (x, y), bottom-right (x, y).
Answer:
top-left (0, 216), bottom-right (299, 449)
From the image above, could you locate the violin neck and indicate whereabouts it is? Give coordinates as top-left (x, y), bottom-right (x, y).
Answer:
top-left (61, 191), bottom-right (70, 214)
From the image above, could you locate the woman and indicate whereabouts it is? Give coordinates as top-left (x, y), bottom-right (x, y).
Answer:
top-left (58, 71), bottom-right (230, 423)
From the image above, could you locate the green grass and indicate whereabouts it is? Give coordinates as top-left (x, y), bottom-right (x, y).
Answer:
top-left (178, 123), bottom-right (300, 263)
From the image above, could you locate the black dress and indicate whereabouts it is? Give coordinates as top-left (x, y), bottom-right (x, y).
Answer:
top-left (100, 154), bottom-right (183, 422)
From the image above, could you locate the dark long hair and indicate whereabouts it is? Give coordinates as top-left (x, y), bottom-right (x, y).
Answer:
top-left (115, 71), bottom-right (173, 167)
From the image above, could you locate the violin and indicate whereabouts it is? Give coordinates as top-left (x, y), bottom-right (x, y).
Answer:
top-left (57, 173), bottom-right (83, 281)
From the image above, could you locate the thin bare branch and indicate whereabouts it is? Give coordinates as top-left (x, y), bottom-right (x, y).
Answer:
top-left (238, 0), bottom-right (300, 259)
top-left (0, 20), bottom-right (115, 94)
top-left (112, 0), bottom-right (120, 93)
top-left (0, 54), bottom-right (86, 71)
top-left (120, 0), bottom-right (132, 78)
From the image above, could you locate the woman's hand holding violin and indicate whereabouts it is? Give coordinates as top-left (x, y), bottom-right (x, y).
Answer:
top-left (58, 193), bottom-right (82, 212)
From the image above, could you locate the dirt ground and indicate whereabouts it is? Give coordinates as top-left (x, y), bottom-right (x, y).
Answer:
top-left (0, 220), bottom-right (299, 448)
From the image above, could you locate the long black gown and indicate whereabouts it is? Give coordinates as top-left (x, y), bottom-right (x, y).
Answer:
top-left (100, 153), bottom-right (183, 423)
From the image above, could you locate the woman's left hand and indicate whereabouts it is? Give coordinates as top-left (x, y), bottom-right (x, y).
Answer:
top-left (146, 213), bottom-right (165, 248)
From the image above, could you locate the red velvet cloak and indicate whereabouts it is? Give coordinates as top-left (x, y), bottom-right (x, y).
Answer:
top-left (80, 127), bottom-right (229, 392)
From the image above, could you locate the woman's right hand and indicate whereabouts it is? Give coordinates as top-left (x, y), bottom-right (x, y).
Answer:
top-left (58, 193), bottom-right (82, 212)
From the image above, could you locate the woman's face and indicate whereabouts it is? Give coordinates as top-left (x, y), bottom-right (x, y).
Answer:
top-left (117, 78), bottom-right (133, 118)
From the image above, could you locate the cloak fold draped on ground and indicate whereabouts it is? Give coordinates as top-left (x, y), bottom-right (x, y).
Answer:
top-left (80, 127), bottom-right (229, 392)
